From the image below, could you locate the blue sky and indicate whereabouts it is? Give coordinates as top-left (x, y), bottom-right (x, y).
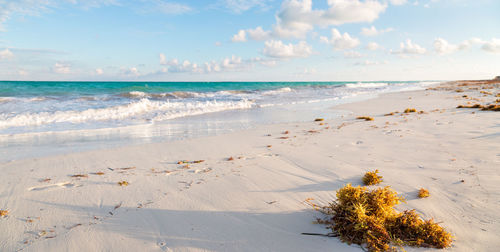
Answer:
top-left (0, 0), bottom-right (499, 81)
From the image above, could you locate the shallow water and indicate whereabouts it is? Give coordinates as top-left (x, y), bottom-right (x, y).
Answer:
top-left (0, 81), bottom-right (439, 161)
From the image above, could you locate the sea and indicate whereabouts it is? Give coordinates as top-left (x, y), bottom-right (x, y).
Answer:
top-left (0, 81), bottom-right (439, 161)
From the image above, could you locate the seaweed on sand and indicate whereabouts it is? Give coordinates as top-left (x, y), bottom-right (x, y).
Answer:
top-left (357, 116), bottom-right (374, 121)
top-left (315, 184), bottom-right (452, 251)
top-left (418, 188), bottom-right (430, 198)
top-left (363, 170), bottom-right (383, 185)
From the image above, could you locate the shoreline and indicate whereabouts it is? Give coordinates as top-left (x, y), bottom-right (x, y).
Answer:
top-left (1, 81), bottom-right (499, 251)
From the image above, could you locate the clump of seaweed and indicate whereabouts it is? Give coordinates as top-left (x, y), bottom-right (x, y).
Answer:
top-left (481, 104), bottom-right (500, 111)
top-left (316, 184), bottom-right (452, 251)
top-left (70, 174), bottom-right (88, 178)
top-left (357, 116), bottom-right (374, 121)
top-left (457, 104), bottom-right (500, 111)
top-left (404, 108), bottom-right (417, 113)
top-left (418, 188), bottom-right (430, 198)
top-left (315, 118), bottom-right (324, 122)
top-left (457, 104), bottom-right (482, 109)
top-left (0, 210), bottom-right (8, 217)
top-left (117, 181), bottom-right (129, 186)
top-left (363, 170), bottom-right (383, 185)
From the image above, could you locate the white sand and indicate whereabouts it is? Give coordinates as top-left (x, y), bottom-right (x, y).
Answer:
top-left (1, 84), bottom-right (499, 251)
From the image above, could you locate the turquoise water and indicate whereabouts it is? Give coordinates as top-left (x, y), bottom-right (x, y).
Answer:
top-left (0, 81), bottom-right (361, 97)
top-left (0, 80), bottom-right (440, 161)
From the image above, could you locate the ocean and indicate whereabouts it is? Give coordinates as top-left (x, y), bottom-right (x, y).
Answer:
top-left (0, 81), bottom-right (438, 161)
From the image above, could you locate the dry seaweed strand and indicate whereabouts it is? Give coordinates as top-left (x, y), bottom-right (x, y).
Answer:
top-left (315, 184), bottom-right (452, 251)
top-left (357, 116), bottom-right (374, 121)
top-left (117, 181), bottom-right (129, 186)
top-left (418, 188), bottom-right (430, 198)
top-left (363, 170), bottom-right (383, 185)
top-left (0, 210), bottom-right (8, 217)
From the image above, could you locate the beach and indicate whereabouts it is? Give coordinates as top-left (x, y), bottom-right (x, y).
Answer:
top-left (0, 81), bottom-right (499, 251)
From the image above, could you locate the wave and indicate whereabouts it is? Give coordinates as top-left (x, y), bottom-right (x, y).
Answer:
top-left (261, 87), bottom-right (293, 95)
top-left (0, 98), bottom-right (255, 129)
top-left (345, 82), bottom-right (389, 89)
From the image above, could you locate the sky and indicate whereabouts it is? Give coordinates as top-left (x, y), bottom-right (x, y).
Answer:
top-left (0, 0), bottom-right (499, 81)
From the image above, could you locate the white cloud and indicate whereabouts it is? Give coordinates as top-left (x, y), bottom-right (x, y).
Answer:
top-left (123, 67), bottom-right (140, 76)
top-left (159, 53), bottom-right (167, 65)
top-left (366, 42), bottom-right (380, 51)
top-left (433, 37), bottom-right (500, 54)
top-left (247, 26), bottom-right (272, 41)
top-left (360, 26), bottom-right (393, 36)
top-left (354, 60), bottom-right (388, 66)
top-left (95, 68), bottom-right (104, 75)
top-left (481, 38), bottom-right (500, 53)
top-left (262, 40), bottom-right (312, 58)
top-left (320, 28), bottom-right (360, 50)
top-left (231, 30), bottom-right (247, 42)
top-left (157, 54), bottom-right (270, 74)
top-left (0, 48), bottom-right (13, 59)
top-left (216, 0), bottom-right (272, 14)
top-left (53, 62), bottom-right (71, 74)
top-left (237, 0), bottom-right (387, 41)
top-left (389, 0), bottom-right (407, 5)
top-left (343, 50), bottom-right (362, 58)
top-left (433, 38), bottom-right (460, 55)
top-left (391, 39), bottom-right (426, 55)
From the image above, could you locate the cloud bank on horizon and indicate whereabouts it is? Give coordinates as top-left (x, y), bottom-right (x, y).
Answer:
top-left (0, 0), bottom-right (499, 81)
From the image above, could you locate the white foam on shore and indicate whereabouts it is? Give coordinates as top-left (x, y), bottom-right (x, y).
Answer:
top-left (345, 82), bottom-right (389, 88)
top-left (0, 98), bottom-right (255, 129)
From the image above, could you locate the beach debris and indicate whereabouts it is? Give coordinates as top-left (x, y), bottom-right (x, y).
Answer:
top-left (117, 181), bottom-right (129, 186)
top-left (93, 172), bottom-right (105, 176)
top-left (266, 200), bottom-right (278, 205)
top-left (39, 178), bottom-right (52, 183)
top-left (283, 130), bottom-right (290, 134)
top-left (0, 210), bottom-right (9, 217)
top-left (70, 174), bottom-right (88, 178)
top-left (114, 202), bottom-right (122, 210)
top-left (404, 108), bottom-right (417, 113)
top-left (481, 104), bottom-right (500, 111)
top-left (314, 184), bottom-right (452, 251)
top-left (181, 164), bottom-right (190, 169)
top-left (418, 188), bottom-right (430, 198)
top-left (117, 166), bottom-right (136, 171)
top-left (363, 170), bottom-right (383, 185)
top-left (227, 156), bottom-right (235, 161)
top-left (457, 103), bottom-right (500, 111)
top-left (279, 136), bottom-right (289, 139)
top-left (178, 160), bottom-right (205, 164)
top-left (308, 130), bottom-right (319, 133)
top-left (337, 123), bottom-right (348, 129)
top-left (356, 116), bottom-right (374, 121)
top-left (314, 118), bottom-right (324, 122)
top-left (267, 145), bottom-right (272, 148)
top-left (384, 112), bottom-right (396, 116)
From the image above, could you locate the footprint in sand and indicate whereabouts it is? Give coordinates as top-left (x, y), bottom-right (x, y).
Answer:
top-left (28, 182), bottom-right (79, 191)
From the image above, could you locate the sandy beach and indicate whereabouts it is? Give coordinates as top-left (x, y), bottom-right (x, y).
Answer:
top-left (1, 81), bottom-right (499, 251)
